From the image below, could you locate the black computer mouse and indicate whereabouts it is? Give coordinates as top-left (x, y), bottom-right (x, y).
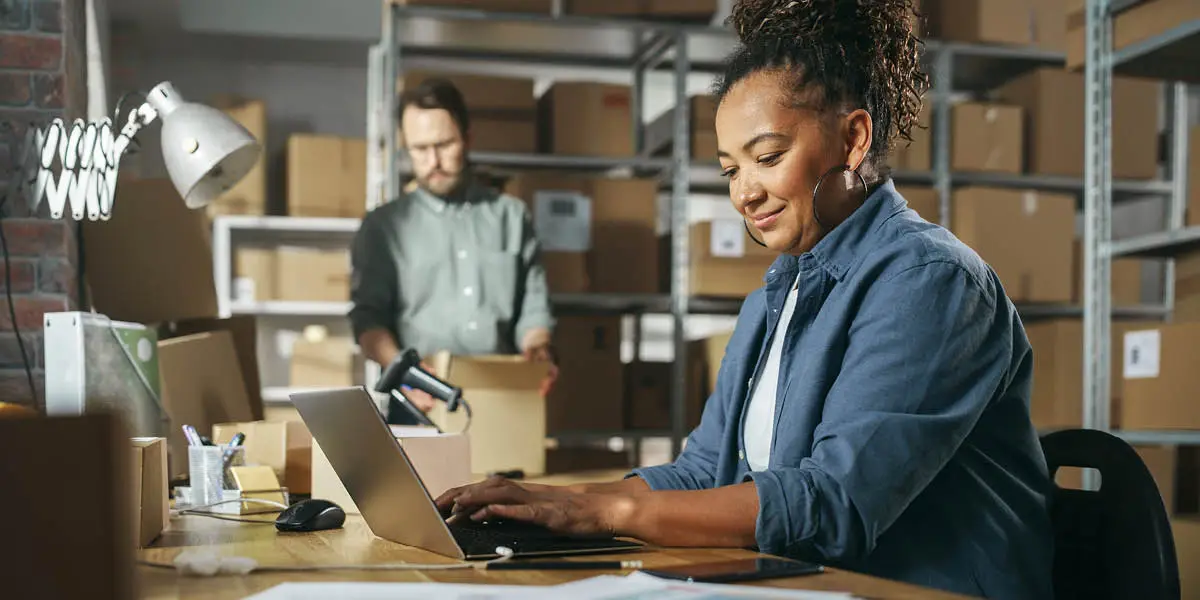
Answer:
top-left (275, 498), bottom-right (346, 532)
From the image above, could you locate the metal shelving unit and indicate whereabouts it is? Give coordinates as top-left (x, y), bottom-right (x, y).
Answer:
top-left (1082, 0), bottom-right (1197, 451)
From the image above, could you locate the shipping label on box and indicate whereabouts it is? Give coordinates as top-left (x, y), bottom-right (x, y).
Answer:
top-left (534, 190), bottom-right (592, 252)
top-left (1124, 329), bottom-right (1161, 379)
top-left (710, 219), bottom-right (745, 258)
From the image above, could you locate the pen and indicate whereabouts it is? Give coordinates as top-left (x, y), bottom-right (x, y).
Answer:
top-left (227, 432), bottom-right (245, 448)
top-left (182, 424), bottom-right (203, 447)
top-left (220, 433), bottom-right (245, 488)
top-left (486, 560), bottom-right (643, 571)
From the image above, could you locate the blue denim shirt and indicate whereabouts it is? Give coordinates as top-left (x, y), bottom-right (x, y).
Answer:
top-left (632, 180), bottom-right (1054, 600)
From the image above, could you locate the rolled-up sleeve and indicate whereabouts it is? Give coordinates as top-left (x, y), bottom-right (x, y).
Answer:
top-left (513, 210), bottom-right (555, 345)
top-left (348, 214), bottom-right (399, 343)
top-left (748, 261), bottom-right (1006, 562)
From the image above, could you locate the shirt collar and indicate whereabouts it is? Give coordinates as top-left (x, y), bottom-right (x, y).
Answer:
top-left (763, 178), bottom-right (906, 284)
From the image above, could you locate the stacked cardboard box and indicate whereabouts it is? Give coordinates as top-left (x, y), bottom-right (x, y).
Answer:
top-left (286, 135), bottom-right (367, 218)
top-left (925, 0), bottom-right (1066, 52)
top-left (646, 95), bottom-right (720, 161)
top-left (399, 71), bottom-right (536, 153)
top-left (208, 97), bottom-right (268, 216)
top-left (625, 341), bottom-right (710, 431)
top-left (1120, 322), bottom-right (1200, 431)
top-left (995, 68), bottom-right (1161, 179)
top-left (548, 316), bottom-right (625, 433)
top-left (896, 186), bottom-right (940, 225)
top-left (1071, 240), bottom-right (1143, 306)
top-left (952, 188), bottom-right (1075, 303)
top-left (1174, 250), bottom-right (1200, 322)
top-left (505, 173), bottom-right (658, 294)
top-left (538, 83), bottom-right (633, 157)
top-left (951, 102), bottom-right (1024, 173)
top-left (234, 247), bottom-right (351, 303)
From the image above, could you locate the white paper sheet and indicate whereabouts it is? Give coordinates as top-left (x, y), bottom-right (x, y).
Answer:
top-left (245, 572), bottom-right (859, 600)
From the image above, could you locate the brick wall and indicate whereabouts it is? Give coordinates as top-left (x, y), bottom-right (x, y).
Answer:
top-left (0, 0), bottom-right (85, 409)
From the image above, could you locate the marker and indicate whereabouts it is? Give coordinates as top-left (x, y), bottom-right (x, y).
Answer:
top-left (227, 432), bottom-right (245, 448)
top-left (486, 560), bottom-right (643, 571)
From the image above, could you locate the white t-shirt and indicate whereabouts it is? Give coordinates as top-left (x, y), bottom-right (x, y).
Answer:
top-left (743, 276), bottom-right (801, 471)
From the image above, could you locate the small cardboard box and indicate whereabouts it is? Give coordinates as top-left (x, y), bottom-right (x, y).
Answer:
top-left (290, 337), bottom-right (358, 388)
top-left (311, 427), bottom-right (471, 513)
top-left (952, 102), bottom-right (1023, 174)
top-left (214, 420), bottom-right (314, 495)
top-left (276, 247), bottom-right (351, 302)
top-left (927, 0), bottom-right (1065, 51)
top-left (687, 220), bottom-right (778, 298)
top-left (208, 97), bottom-right (268, 216)
top-left (896, 185), bottom-right (940, 225)
top-left (1072, 240), bottom-right (1143, 306)
top-left (286, 135), bottom-right (367, 218)
top-left (952, 188), bottom-right (1074, 303)
top-left (156, 316), bottom-right (264, 423)
top-left (645, 95), bottom-right (720, 161)
top-left (995, 68), bottom-right (1161, 179)
top-left (1173, 249), bottom-right (1200, 321)
top-left (235, 247), bottom-right (279, 303)
top-left (1066, 0), bottom-right (1200, 83)
top-left (538, 82), bottom-right (632, 157)
top-left (548, 316), bottom-right (624, 433)
top-left (131, 437), bottom-right (169, 547)
top-left (1121, 322), bottom-right (1200, 430)
top-left (430, 354), bottom-right (551, 476)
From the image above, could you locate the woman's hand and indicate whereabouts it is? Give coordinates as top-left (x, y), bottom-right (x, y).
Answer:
top-left (434, 476), bottom-right (637, 537)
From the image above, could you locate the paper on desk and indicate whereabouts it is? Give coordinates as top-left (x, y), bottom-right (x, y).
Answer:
top-left (245, 573), bottom-right (859, 600)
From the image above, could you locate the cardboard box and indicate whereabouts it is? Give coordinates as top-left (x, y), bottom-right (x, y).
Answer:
top-left (399, 70), bottom-right (537, 153)
top-left (1071, 240), bottom-right (1143, 306)
top-left (896, 186), bottom-right (940, 224)
top-left (1174, 516), bottom-right (1200, 599)
top-left (311, 427), bottom-right (471, 513)
top-left (277, 247), bottom-right (351, 302)
top-left (208, 97), bottom-right (267, 216)
top-left (567, 0), bottom-right (717, 18)
top-left (538, 83), bottom-right (632, 157)
top-left (547, 316), bottom-right (624, 433)
top-left (646, 95), bottom-right (720, 160)
top-left (1027, 319), bottom-right (1159, 430)
top-left (214, 420), bottom-right (313, 495)
top-left (625, 350), bottom-right (707, 431)
top-left (156, 316), bottom-right (264, 423)
top-left (952, 102), bottom-right (1023, 173)
top-left (83, 178), bottom-right (220, 325)
top-left (235, 247), bottom-right (279, 302)
top-left (286, 135), bottom-right (367, 218)
top-left (158, 331), bottom-right (257, 479)
top-left (952, 188), bottom-right (1075, 303)
top-left (1174, 250), bottom-right (1200, 322)
top-left (131, 437), bottom-right (169, 547)
top-left (1121, 322), bottom-right (1200, 430)
top-left (0, 415), bottom-right (135, 600)
top-left (688, 220), bottom-right (778, 298)
top-left (995, 68), bottom-right (1161, 179)
top-left (927, 0), bottom-right (1065, 51)
top-left (506, 174), bottom-right (659, 293)
top-left (892, 102), bottom-right (931, 172)
top-left (541, 251), bottom-right (589, 293)
top-left (290, 337), bottom-right (357, 388)
top-left (1066, 0), bottom-right (1200, 82)
top-left (1188, 125), bottom-right (1200, 226)
top-left (429, 354), bottom-right (551, 475)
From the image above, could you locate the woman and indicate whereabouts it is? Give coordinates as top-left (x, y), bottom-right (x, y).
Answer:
top-left (436, 1), bottom-right (1054, 598)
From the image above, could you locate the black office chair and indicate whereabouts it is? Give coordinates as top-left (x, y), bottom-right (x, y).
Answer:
top-left (1041, 428), bottom-right (1180, 600)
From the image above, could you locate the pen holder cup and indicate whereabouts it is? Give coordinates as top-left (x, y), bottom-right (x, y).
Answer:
top-left (188, 446), bottom-right (246, 507)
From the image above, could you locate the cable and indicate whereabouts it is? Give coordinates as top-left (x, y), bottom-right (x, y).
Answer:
top-left (0, 186), bottom-right (38, 404)
top-left (459, 397), bottom-right (473, 434)
top-left (137, 546), bottom-right (516, 576)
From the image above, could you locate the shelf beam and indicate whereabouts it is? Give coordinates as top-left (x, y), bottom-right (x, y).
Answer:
top-left (1108, 226), bottom-right (1200, 259)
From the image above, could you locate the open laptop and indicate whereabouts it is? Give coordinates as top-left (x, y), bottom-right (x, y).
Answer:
top-left (289, 386), bottom-right (643, 560)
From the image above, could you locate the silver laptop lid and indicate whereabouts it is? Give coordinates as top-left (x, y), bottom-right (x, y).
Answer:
top-left (289, 386), bottom-right (464, 559)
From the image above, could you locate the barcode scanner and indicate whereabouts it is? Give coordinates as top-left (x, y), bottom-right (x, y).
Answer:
top-left (376, 349), bottom-right (472, 431)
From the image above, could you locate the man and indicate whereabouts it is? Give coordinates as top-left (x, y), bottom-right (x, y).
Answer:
top-left (350, 78), bottom-right (555, 414)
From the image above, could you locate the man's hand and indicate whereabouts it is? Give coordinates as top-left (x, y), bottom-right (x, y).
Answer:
top-left (520, 327), bottom-right (559, 397)
top-left (435, 476), bottom-right (637, 537)
top-left (400, 360), bottom-right (439, 412)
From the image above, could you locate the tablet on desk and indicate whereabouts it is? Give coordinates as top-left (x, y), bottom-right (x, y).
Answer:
top-left (640, 557), bottom-right (823, 583)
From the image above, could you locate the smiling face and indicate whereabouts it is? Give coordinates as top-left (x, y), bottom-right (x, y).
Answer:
top-left (716, 70), bottom-right (873, 255)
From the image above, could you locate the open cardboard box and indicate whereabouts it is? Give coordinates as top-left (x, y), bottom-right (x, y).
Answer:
top-left (428, 352), bottom-right (552, 476)
top-left (311, 426), bottom-right (471, 514)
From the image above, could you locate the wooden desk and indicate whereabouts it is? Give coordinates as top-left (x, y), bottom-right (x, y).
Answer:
top-left (138, 471), bottom-right (972, 599)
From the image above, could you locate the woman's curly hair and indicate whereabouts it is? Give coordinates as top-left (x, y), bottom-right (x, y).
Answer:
top-left (716, 0), bottom-right (929, 171)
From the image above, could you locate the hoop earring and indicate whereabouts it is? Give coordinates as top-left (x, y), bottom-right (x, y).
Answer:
top-left (743, 218), bottom-right (769, 247)
top-left (811, 165), bottom-right (869, 231)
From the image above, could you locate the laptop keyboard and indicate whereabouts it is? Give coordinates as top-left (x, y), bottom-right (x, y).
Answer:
top-left (447, 519), bottom-right (639, 557)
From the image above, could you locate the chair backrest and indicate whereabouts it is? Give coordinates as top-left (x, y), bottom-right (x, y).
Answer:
top-left (1041, 429), bottom-right (1180, 600)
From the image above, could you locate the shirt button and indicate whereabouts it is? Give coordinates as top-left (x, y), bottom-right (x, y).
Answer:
top-left (466, 321), bottom-right (478, 331)
top-left (463, 286), bottom-right (474, 297)
top-left (457, 250), bottom-right (467, 260)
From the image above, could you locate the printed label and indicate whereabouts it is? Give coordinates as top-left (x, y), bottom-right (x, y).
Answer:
top-left (1123, 329), bottom-right (1161, 379)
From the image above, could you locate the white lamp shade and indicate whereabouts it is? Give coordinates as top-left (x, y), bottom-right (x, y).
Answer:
top-left (146, 82), bottom-right (261, 209)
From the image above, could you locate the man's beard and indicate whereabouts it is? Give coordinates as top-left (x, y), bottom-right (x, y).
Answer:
top-left (416, 169), bottom-right (465, 198)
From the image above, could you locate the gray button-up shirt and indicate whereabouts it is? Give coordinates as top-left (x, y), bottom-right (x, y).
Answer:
top-left (348, 181), bottom-right (554, 357)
